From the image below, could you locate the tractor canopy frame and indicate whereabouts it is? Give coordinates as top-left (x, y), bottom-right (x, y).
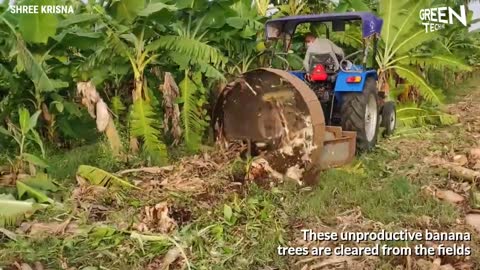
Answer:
top-left (265, 12), bottom-right (383, 69)
top-left (265, 12), bottom-right (383, 40)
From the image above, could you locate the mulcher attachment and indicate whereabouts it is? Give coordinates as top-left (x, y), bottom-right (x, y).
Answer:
top-left (213, 68), bottom-right (356, 179)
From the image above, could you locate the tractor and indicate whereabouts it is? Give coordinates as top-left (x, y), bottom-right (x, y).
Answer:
top-left (213, 12), bottom-right (396, 176)
top-left (267, 12), bottom-right (397, 151)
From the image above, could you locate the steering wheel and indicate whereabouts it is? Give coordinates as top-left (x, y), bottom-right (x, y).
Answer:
top-left (340, 50), bottom-right (363, 72)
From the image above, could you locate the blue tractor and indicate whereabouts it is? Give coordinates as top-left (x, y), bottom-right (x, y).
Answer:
top-left (213, 12), bottom-right (397, 173)
top-left (265, 12), bottom-right (396, 152)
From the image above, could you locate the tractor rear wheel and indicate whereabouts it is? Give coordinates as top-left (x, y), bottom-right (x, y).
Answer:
top-left (341, 77), bottom-right (380, 152)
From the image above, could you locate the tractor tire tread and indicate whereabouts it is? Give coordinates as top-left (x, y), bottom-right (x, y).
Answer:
top-left (340, 78), bottom-right (379, 152)
top-left (382, 101), bottom-right (396, 137)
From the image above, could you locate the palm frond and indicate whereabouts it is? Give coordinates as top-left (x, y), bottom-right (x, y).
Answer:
top-left (451, 43), bottom-right (480, 50)
top-left (197, 61), bottom-right (226, 81)
top-left (146, 35), bottom-right (226, 68)
top-left (397, 54), bottom-right (472, 72)
top-left (76, 165), bottom-right (138, 189)
top-left (111, 96), bottom-right (127, 118)
top-left (179, 71), bottom-right (206, 151)
top-left (331, 26), bottom-right (363, 48)
top-left (130, 100), bottom-right (168, 165)
top-left (105, 29), bottom-right (133, 60)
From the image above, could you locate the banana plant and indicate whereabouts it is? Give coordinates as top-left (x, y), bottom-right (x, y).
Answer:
top-left (335, 0), bottom-right (370, 12)
top-left (0, 0), bottom-right (67, 92)
top-left (0, 108), bottom-right (47, 173)
top-left (436, 27), bottom-right (480, 54)
top-left (0, 108), bottom-right (56, 205)
top-left (395, 102), bottom-right (458, 129)
top-left (0, 194), bottom-right (37, 227)
top-left (254, 0), bottom-right (271, 17)
top-left (278, 0), bottom-right (309, 15)
top-left (0, 174), bottom-right (54, 226)
top-left (88, 1), bottom-right (174, 161)
top-left (377, 0), bottom-right (472, 105)
top-left (147, 15), bottom-right (227, 152)
top-left (0, 0), bottom-right (77, 147)
top-left (77, 165), bottom-right (138, 189)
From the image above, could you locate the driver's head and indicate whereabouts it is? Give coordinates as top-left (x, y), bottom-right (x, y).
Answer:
top-left (304, 33), bottom-right (316, 48)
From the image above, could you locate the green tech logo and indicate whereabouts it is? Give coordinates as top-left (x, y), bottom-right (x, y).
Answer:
top-left (420, 5), bottom-right (467, 33)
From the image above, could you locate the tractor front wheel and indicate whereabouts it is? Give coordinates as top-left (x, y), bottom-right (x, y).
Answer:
top-left (381, 101), bottom-right (396, 137)
top-left (341, 78), bottom-right (380, 152)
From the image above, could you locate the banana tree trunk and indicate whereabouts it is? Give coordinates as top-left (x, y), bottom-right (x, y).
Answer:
top-left (129, 72), bottom-right (145, 153)
top-left (162, 72), bottom-right (182, 145)
top-left (41, 103), bottom-right (57, 143)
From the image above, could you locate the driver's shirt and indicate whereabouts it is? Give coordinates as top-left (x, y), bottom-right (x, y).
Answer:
top-left (303, 38), bottom-right (345, 72)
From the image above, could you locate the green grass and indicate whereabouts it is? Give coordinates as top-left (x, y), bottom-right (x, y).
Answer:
top-left (0, 229), bottom-right (158, 269)
top-left (46, 142), bottom-right (122, 181)
top-left (183, 185), bottom-right (292, 270)
top-left (0, 155), bottom-right (467, 269)
top-left (0, 143), bottom-right (463, 269)
top-left (297, 163), bottom-right (458, 226)
top-left (0, 184), bottom-right (293, 269)
top-left (295, 148), bottom-right (458, 226)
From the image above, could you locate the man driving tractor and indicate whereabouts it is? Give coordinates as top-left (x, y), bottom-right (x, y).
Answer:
top-left (303, 33), bottom-right (345, 73)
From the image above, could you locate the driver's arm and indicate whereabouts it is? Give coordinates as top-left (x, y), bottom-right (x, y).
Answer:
top-left (329, 40), bottom-right (344, 59)
top-left (303, 50), bottom-right (311, 72)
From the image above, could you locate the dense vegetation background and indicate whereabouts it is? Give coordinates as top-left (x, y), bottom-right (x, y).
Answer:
top-left (0, 0), bottom-right (479, 269)
top-left (0, 0), bottom-right (478, 168)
